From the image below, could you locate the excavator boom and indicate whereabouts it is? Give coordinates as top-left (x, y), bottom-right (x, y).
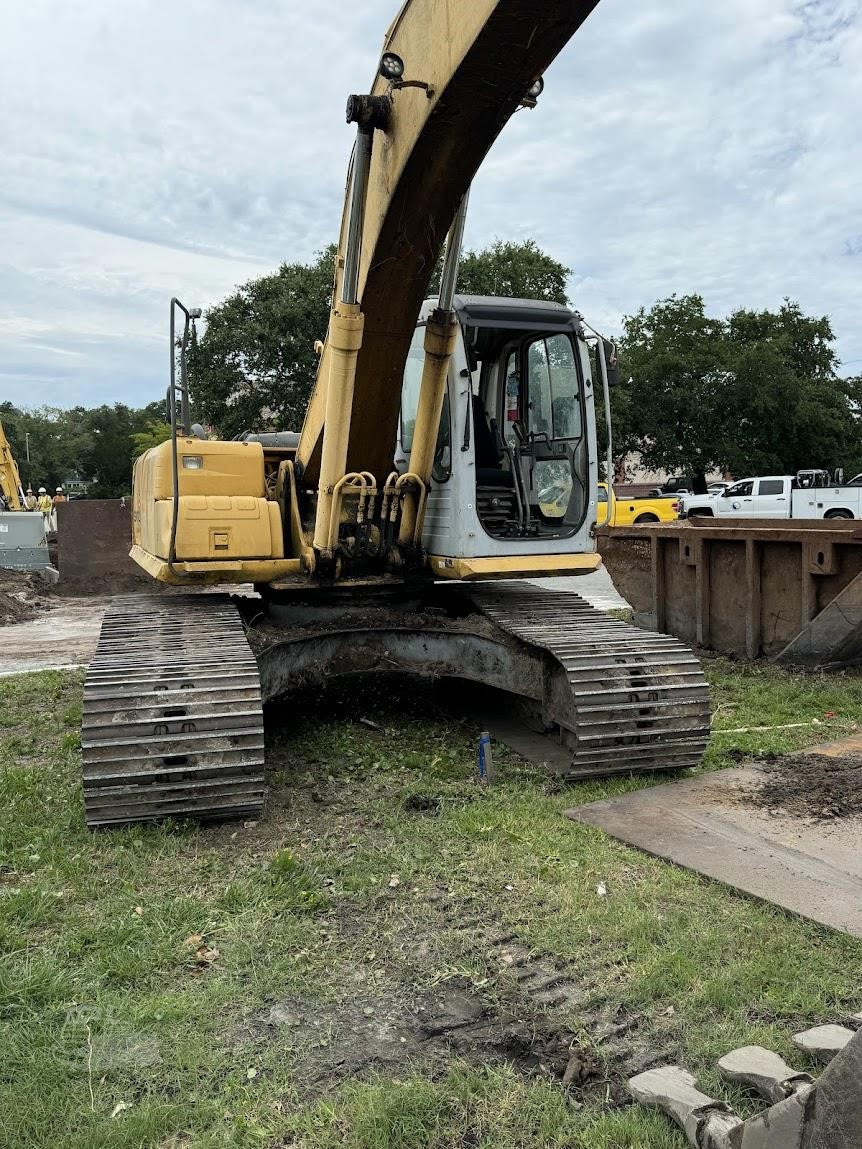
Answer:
top-left (297, 0), bottom-right (599, 485)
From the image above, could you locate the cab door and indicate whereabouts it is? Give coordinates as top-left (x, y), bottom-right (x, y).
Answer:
top-left (754, 478), bottom-right (788, 517)
top-left (720, 480), bottom-right (755, 516)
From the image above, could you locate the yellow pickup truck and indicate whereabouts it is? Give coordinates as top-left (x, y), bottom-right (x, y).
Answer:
top-left (597, 483), bottom-right (681, 526)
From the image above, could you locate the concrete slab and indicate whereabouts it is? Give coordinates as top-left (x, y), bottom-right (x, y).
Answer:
top-left (565, 767), bottom-right (862, 937)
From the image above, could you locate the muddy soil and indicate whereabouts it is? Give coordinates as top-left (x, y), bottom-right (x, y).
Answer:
top-left (750, 753), bottom-right (862, 820)
top-left (0, 569), bottom-right (54, 626)
top-left (233, 976), bottom-right (604, 1100)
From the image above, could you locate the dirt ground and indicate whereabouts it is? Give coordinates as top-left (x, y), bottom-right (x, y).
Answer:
top-left (750, 752), bottom-right (862, 820)
top-left (0, 569), bottom-right (55, 626)
top-left (0, 585), bottom-right (107, 674)
top-left (218, 737), bottom-right (674, 1106)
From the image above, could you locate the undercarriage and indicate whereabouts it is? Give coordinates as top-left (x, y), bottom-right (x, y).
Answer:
top-left (81, 582), bottom-right (709, 828)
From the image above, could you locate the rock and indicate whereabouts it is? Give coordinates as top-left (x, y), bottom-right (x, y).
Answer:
top-left (717, 1045), bottom-right (811, 1103)
top-left (792, 1024), bottom-right (855, 1063)
top-left (628, 1065), bottom-right (743, 1147)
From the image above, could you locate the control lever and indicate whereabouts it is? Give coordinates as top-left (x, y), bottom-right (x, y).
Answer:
top-left (490, 417), bottom-right (525, 533)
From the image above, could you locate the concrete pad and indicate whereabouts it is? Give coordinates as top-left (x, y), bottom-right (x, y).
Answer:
top-left (792, 1024), bottom-right (855, 1063)
top-left (565, 767), bottom-right (862, 937)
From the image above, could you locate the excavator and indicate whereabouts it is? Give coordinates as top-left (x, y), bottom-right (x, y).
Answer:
top-left (0, 420), bottom-right (25, 511)
top-left (81, 0), bottom-right (711, 829)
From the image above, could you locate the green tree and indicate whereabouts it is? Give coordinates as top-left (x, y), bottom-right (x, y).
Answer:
top-left (78, 404), bottom-right (167, 497)
top-left (188, 246), bottom-right (336, 439)
top-left (0, 400), bottom-right (167, 498)
top-left (620, 294), bottom-right (728, 485)
top-left (431, 238), bottom-right (570, 304)
top-left (618, 294), bottom-right (858, 483)
top-left (131, 420), bottom-right (172, 458)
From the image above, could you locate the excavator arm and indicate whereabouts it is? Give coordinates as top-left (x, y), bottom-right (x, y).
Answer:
top-left (297, 0), bottom-right (599, 502)
top-left (0, 420), bottom-right (24, 511)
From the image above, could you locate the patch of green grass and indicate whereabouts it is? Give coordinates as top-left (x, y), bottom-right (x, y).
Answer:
top-left (704, 656), bottom-right (862, 768)
top-left (2, 663), bottom-right (861, 1147)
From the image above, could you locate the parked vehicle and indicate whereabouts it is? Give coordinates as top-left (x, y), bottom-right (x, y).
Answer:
top-left (597, 482), bottom-right (681, 526)
top-left (681, 471), bottom-right (862, 520)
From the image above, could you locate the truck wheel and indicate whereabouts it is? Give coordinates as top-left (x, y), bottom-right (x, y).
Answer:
top-left (633, 513), bottom-right (659, 523)
top-left (824, 509), bottom-right (853, 519)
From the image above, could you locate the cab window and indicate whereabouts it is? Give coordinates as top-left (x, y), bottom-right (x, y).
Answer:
top-left (526, 333), bottom-right (581, 440)
top-left (399, 325), bottom-right (425, 451)
top-left (503, 351), bottom-right (521, 447)
top-left (724, 480), bottom-right (753, 497)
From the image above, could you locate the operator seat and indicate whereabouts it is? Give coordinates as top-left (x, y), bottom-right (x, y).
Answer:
top-left (472, 395), bottom-right (513, 487)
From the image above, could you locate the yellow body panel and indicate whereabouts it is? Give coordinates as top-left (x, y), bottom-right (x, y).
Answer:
top-left (428, 553), bottom-right (602, 580)
top-left (130, 544), bottom-right (302, 585)
top-left (146, 437), bottom-right (266, 499)
top-left (132, 438), bottom-right (285, 569)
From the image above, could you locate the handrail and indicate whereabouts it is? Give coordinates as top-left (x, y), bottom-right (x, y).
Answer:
top-left (166, 298), bottom-right (200, 572)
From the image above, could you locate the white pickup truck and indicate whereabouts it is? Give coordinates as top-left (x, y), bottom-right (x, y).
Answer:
top-left (681, 471), bottom-right (862, 520)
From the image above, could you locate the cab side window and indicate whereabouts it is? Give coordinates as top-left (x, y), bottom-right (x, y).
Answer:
top-left (758, 479), bottom-right (784, 495)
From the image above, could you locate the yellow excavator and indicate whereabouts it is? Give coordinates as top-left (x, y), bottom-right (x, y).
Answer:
top-left (0, 420), bottom-right (25, 511)
top-left (81, 0), bottom-right (710, 827)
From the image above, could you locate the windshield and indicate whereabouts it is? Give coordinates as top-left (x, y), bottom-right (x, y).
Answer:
top-left (525, 333), bottom-right (582, 521)
top-left (526, 333), bottom-right (581, 441)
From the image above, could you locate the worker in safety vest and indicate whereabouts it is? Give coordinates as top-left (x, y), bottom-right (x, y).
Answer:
top-left (37, 487), bottom-right (52, 530)
top-left (23, 488), bottom-right (38, 511)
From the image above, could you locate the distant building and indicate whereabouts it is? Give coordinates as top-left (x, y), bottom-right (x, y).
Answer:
top-left (62, 473), bottom-right (94, 496)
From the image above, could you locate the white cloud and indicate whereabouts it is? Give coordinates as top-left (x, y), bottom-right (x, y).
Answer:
top-left (1, 0), bottom-right (861, 411)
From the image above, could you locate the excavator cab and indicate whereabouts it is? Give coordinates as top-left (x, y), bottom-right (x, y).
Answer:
top-left (397, 295), bottom-right (600, 572)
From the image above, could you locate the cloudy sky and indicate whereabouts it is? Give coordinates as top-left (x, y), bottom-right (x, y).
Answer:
top-left (2, 0), bottom-right (861, 412)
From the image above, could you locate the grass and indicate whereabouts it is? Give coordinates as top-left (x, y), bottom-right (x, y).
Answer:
top-left (1, 660), bottom-right (861, 1147)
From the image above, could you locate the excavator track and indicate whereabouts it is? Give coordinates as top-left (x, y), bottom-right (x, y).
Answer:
top-left (82, 594), bottom-right (265, 828)
top-left (470, 584), bottom-right (710, 776)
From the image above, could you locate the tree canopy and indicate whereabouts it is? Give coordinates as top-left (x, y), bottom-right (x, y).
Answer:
top-left (616, 294), bottom-right (861, 482)
top-left (188, 246), bottom-right (336, 440)
top-left (432, 238), bottom-right (571, 304)
top-left (0, 400), bottom-right (165, 498)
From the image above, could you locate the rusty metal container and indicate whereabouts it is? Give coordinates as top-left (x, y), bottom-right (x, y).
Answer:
top-left (598, 518), bottom-right (862, 666)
